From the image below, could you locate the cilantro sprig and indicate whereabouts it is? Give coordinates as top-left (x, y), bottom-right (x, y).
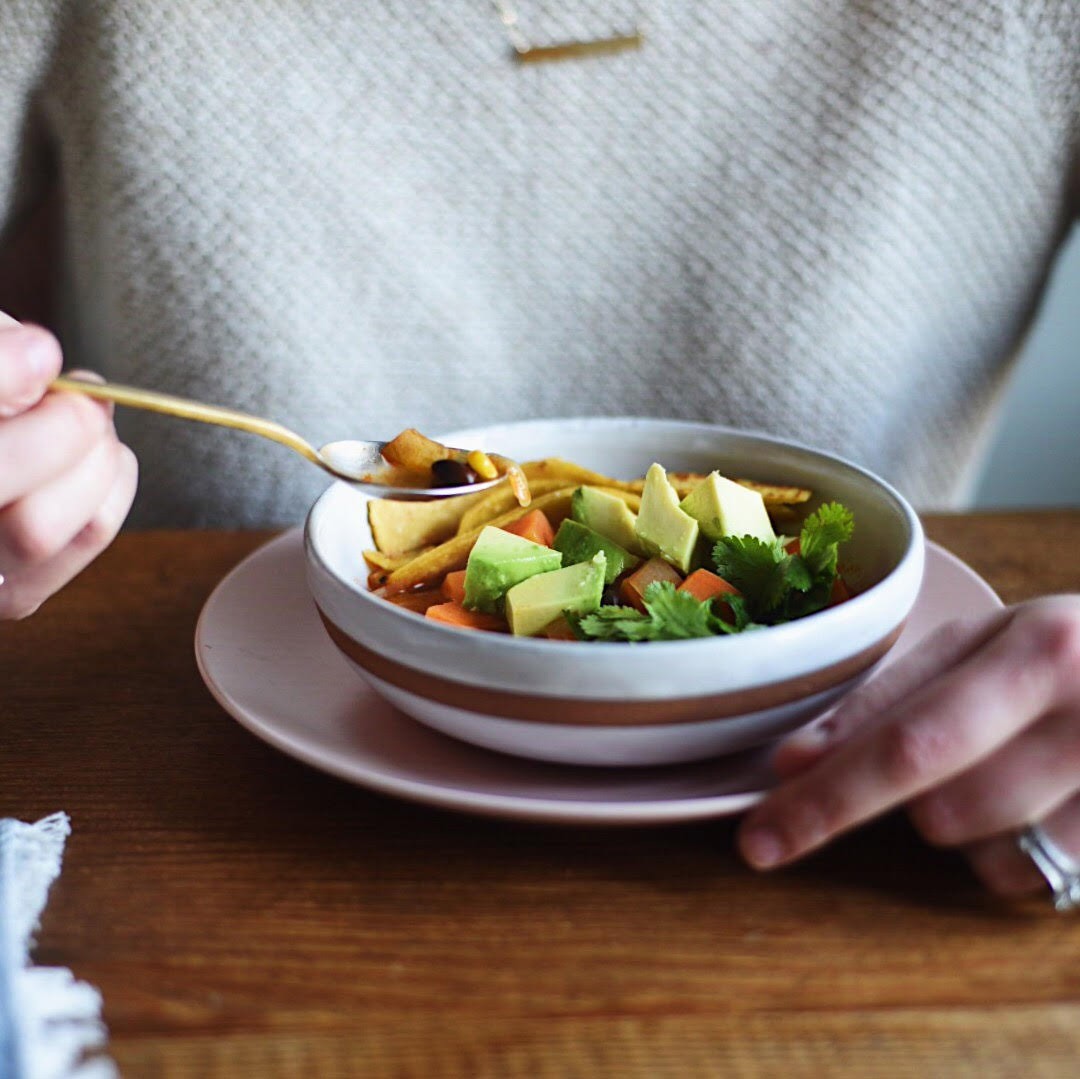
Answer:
top-left (712, 501), bottom-right (854, 622)
top-left (575, 501), bottom-right (854, 643)
top-left (576, 582), bottom-right (758, 642)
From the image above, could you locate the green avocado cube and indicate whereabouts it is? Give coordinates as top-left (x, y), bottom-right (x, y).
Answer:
top-left (571, 486), bottom-right (645, 556)
top-left (463, 526), bottom-right (562, 612)
top-left (505, 553), bottom-right (607, 637)
top-left (634, 463), bottom-right (700, 573)
top-left (553, 519), bottom-right (641, 584)
top-left (679, 471), bottom-right (776, 543)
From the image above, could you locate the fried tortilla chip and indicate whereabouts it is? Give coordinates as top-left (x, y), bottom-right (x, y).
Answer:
top-left (521, 458), bottom-right (640, 492)
top-left (456, 478), bottom-right (578, 535)
top-left (380, 427), bottom-right (453, 471)
top-left (367, 488), bottom-right (490, 556)
top-left (732, 479), bottom-right (812, 506)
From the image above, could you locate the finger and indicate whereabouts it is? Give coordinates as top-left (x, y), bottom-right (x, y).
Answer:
top-left (772, 610), bottom-right (1012, 780)
top-left (964, 792), bottom-right (1080, 899)
top-left (0, 384), bottom-right (110, 505)
top-left (0, 444), bottom-right (137, 619)
top-left (0, 435), bottom-right (125, 570)
top-left (739, 611), bottom-right (1072, 869)
top-left (909, 707), bottom-right (1080, 845)
top-left (0, 321), bottom-right (62, 416)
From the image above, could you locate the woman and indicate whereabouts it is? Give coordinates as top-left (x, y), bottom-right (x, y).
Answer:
top-left (2, 0), bottom-right (1078, 904)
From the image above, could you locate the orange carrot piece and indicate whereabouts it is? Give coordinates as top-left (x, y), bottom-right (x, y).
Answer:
top-left (619, 557), bottom-right (684, 614)
top-left (500, 508), bottom-right (555, 548)
top-left (542, 615), bottom-right (579, 641)
top-left (425, 602), bottom-right (507, 632)
top-left (677, 569), bottom-right (740, 604)
top-left (679, 569), bottom-right (740, 622)
top-left (442, 569), bottom-right (467, 605)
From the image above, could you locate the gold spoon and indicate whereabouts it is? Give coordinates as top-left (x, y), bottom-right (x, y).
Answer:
top-left (49, 374), bottom-right (510, 500)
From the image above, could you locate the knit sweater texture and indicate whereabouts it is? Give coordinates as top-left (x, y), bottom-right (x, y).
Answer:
top-left (2, 1), bottom-right (1078, 526)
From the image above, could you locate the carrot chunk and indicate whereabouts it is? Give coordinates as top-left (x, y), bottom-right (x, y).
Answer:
top-left (619, 557), bottom-right (684, 613)
top-left (678, 568), bottom-right (740, 622)
top-left (542, 615), bottom-right (580, 641)
top-left (677, 569), bottom-right (739, 603)
top-left (442, 569), bottom-right (468, 605)
top-left (425, 602), bottom-right (507, 632)
top-left (500, 508), bottom-right (555, 548)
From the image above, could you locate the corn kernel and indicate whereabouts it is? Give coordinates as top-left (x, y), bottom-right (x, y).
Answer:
top-left (467, 449), bottom-right (498, 480)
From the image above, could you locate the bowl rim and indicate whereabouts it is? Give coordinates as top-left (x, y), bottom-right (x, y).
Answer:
top-left (304, 415), bottom-right (924, 658)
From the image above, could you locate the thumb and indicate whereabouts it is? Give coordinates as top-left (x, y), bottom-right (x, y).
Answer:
top-left (0, 312), bottom-right (62, 417)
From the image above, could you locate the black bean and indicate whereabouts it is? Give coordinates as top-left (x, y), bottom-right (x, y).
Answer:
top-left (431, 458), bottom-right (476, 487)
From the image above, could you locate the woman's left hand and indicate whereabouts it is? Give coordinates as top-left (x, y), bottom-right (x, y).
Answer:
top-left (737, 595), bottom-right (1080, 899)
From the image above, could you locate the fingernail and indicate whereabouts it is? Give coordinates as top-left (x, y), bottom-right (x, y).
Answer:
top-left (741, 826), bottom-right (786, 869)
top-left (24, 332), bottom-right (58, 378)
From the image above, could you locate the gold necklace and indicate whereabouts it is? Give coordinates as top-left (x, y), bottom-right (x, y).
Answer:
top-left (491, 0), bottom-right (644, 63)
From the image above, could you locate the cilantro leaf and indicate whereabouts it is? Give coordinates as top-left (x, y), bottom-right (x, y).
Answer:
top-left (710, 536), bottom-right (792, 612)
top-left (711, 504), bottom-right (854, 623)
top-left (639, 581), bottom-right (718, 639)
top-left (575, 605), bottom-right (661, 642)
top-left (799, 502), bottom-right (855, 578)
top-left (576, 582), bottom-right (740, 642)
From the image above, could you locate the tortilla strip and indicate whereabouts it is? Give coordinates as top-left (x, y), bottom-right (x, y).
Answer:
top-left (368, 487), bottom-right (491, 556)
top-left (363, 548), bottom-right (430, 572)
top-left (456, 478), bottom-right (580, 535)
top-left (733, 480), bottom-right (812, 505)
top-left (521, 458), bottom-right (640, 492)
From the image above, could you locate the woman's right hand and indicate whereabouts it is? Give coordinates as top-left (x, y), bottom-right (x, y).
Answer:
top-left (0, 312), bottom-right (137, 619)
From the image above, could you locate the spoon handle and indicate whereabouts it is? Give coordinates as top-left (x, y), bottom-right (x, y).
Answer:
top-left (50, 374), bottom-right (324, 468)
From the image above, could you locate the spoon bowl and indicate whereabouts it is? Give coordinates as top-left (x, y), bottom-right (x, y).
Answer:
top-left (49, 375), bottom-right (507, 500)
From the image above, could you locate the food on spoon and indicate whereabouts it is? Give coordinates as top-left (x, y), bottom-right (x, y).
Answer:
top-left (377, 427), bottom-right (531, 505)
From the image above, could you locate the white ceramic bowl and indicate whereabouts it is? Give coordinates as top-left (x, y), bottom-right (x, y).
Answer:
top-left (304, 418), bottom-right (924, 766)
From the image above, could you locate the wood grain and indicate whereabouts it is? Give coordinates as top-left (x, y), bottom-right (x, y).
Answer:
top-left (3, 514), bottom-right (1079, 1078)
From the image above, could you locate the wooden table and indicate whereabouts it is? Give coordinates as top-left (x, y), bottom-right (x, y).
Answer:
top-left (4, 513), bottom-right (1080, 1077)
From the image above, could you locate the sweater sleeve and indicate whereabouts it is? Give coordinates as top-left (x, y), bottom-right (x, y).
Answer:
top-left (0, 1), bottom-right (63, 244)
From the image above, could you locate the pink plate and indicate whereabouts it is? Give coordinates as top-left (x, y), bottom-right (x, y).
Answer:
top-left (195, 530), bottom-right (1001, 826)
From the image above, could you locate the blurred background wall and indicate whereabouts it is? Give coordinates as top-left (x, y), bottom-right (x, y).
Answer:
top-left (974, 225), bottom-right (1080, 508)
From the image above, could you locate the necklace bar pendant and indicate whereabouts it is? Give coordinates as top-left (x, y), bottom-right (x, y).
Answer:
top-left (512, 31), bottom-right (644, 64)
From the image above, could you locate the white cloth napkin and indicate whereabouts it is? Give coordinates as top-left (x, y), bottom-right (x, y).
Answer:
top-left (0, 814), bottom-right (116, 1079)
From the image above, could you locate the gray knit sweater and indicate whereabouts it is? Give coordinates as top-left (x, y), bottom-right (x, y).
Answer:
top-left (2, 1), bottom-right (1078, 526)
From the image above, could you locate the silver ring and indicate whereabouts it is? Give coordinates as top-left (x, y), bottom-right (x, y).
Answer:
top-left (1017, 824), bottom-right (1080, 912)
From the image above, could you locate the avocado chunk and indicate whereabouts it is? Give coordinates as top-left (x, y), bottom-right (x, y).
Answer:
top-left (634, 463), bottom-right (700, 573)
top-left (679, 471), bottom-right (776, 543)
top-left (553, 519), bottom-right (641, 584)
top-left (463, 525), bottom-right (562, 612)
top-left (571, 486), bottom-right (644, 556)
top-left (505, 553), bottom-right (606, 637)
